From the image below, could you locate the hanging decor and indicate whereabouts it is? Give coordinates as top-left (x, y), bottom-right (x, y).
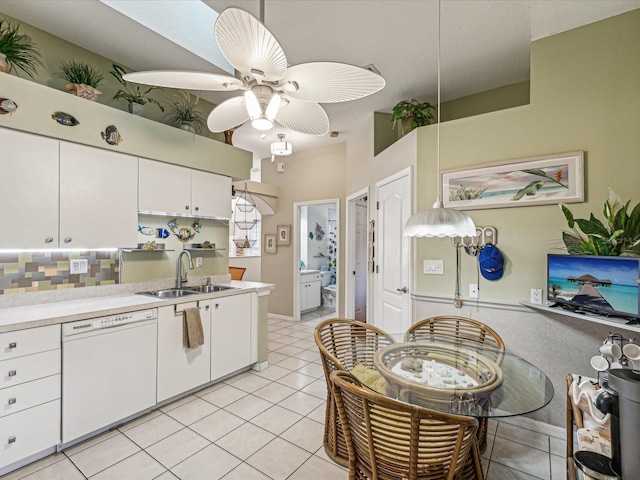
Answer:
top-left (51, 111), bottom-right (79, 126)
top-left (0, 98), bottom-right (17, 115)
top-left (101, 125), bottom-right (123, 145)
top-left (232, 183), bottom-right (259, 251)
top-left (167, 218), bottom-right (201, 242)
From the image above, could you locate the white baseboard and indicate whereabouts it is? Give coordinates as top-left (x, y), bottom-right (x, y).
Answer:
top-left (252, 361), bottom-right (269, 371)
top-left (268, 313), bottom-right (295, 321)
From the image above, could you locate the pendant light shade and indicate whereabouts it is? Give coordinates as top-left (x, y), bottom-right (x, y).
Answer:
top-left (402, 0), bottom-right (475, 239)
top-left (271, 133), bottom-right (292, 156)
top-left (404, 200), bottom-right (476, 238)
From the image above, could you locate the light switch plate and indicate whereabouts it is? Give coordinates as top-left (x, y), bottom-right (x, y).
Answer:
top-left (423, 260), bottom-right (444, 275)
top-left (196, 257), bottom-right (203, 267)
top-left (469, 284), bottom-right (478, 298)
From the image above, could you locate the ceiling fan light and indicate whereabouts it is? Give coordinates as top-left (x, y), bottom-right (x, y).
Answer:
top-left (244, 90), bottom-right (261, 118)
top-left (251, 117), bottom-right (273, 130)
top-left (265, 93), bottom-right (281, 121)
top-left (403, 200), bottom-right (476, 238)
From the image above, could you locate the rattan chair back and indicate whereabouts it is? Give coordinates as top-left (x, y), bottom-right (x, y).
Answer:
top-left (314, 318), bottom-right (395, 467)
top-left (331, 370), bottom-right (478, 480)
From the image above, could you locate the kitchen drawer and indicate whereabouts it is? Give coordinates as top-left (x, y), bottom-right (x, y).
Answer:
top-left (0, 399), bottom-right (60, 469)
top-left (1, 350), bottom-right (60, 389)
top-left (0, 325), bottom-right (60, 362)
top-left (0, 375), bottom-right (60, 418)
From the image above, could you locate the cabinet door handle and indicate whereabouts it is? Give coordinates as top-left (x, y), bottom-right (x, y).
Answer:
top-left (64, 237), bottom-right (72, 243)
top-left (205, 305), bottom-right (210, 311)
top-left (8, 398), bottom-right (16, 405)
top-left (185, 205), bottom-right (190, 210)
top-left (214, 303), bottom-right (219, 309)
top-left (195, 206), bottom-right (199, 211)
top-left (8, 370), bottom-right (16, 377)
top-left (8, 342), bottom-right (17, 349)
top-left (45, 237), bottom-right (54, 244)
top-left (8, 436), bottom-right (16, 444)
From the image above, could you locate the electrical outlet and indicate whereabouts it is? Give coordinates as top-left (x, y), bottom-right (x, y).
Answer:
top-left (423, 260), bottom-right (444, 275)
top-left (531, 288), bottom-right (543, 304)
top-left (70, 259), bottom-right (88, 274)
top-left (469, 284), bottom-right (478, 298)
top-left (196, 257), bottom-right (203, 268)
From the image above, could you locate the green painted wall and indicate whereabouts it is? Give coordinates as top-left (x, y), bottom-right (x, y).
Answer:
top-left (414, 10), bottom-right (640, 302)
top-left (439, 81), bottom-right (530, 122)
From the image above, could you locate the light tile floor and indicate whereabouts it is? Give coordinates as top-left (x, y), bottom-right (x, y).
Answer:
top-left (2, 310), bottom-right (566, 480)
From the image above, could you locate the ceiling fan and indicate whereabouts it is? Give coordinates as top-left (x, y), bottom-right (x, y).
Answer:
top-left (123, 7), bottom-right (385, 136)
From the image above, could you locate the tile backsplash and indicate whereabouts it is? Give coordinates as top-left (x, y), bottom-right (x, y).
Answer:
top-left (0, 251), bottom-right (119, 295)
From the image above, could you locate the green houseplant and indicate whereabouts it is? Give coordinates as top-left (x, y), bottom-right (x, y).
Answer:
top-left (0, 17), bottom-right (43, 77)
top-left (560, 188), bottom-right (640, 256)
top-left (110, 64), bottom-right (164, 115)
top-left (391, 99), bottom-right (436, 136)
top-left (56, 60), bottom-right (104, 101)
top-left (163, 91), bottom-right (206, 134)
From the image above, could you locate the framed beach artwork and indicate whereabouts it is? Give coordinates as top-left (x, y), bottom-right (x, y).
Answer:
top-left (442, 151), bottom-right (584, 210)
top-left (264, 234), bottom-right (277, 254)
top-left (276, 225), bottom-right (291, 245)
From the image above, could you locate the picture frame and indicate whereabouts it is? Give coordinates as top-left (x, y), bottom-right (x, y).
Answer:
top-left (264, 234), bottom-right (277, 254)
top-left (276, 225), bottom-right (291, 245)
top-left (442, 151), bottom-right (584, 210)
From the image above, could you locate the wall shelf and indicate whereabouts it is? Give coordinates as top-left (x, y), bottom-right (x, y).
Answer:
top-left (521, 301), bottom-right (640, 334)
top-left (121, 248), bottom-right (174, 253)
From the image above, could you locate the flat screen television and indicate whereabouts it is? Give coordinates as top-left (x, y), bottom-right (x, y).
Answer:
top-left (547, 254), bottom-right (640, 323)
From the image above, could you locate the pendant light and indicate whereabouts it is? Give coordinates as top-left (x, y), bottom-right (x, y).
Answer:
top-left (403, 0), bottom-right (476, 238)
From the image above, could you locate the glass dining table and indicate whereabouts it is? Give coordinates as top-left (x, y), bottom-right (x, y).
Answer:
top-left (349, 334), bottom-right (554, 418)
top-left (347, 334), bottom-right (554, 480)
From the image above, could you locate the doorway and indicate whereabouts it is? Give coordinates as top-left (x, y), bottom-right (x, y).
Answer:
top-left (294, 199), bottom-right (340, 322)
top-left (345, 189), bottom-right (369, 322)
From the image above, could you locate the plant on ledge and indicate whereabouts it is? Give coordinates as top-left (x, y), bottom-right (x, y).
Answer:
top-left (391, 99), bottom-right (436, 136)
top-left (110, 64), bottom-right (164, 115)
top-left (163, 91), bottom-right (206, 134)
top-left (560, 188), bottom-right (640, 256)
top-left (0, 17), bottom-right (43, 77)
top-left (56, 60), bottom-right (104, 101)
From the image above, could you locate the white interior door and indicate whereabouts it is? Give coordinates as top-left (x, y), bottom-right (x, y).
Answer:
top-left (374, 171), bottom-right (411, 334)
top-left (354, 202), bottom-right (368, 322)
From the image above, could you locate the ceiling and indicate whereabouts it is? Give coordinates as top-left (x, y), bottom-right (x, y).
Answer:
top-left (2, 0), bottom-right (638, 161)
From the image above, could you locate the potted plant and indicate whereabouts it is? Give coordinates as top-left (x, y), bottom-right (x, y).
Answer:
top-left (391, 99), bottom-right (436, 136)
top-left (560, 188), bottom-right (640, 256)
top-left (110, 64), bottom-right (164, 115)
top-left (0, 17), bottom-right (42, 77)
top-left (163, 91), bottom-right (206, 134)
top-left (55, 60), bottom-right (104, 101)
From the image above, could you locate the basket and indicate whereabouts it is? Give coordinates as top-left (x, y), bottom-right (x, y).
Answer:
top-left (373, 341), bottom-right (503, 412)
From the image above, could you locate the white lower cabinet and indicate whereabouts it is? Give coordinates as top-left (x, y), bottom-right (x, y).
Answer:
top-left (157, 302), bottom-right (212, 402)
top-left (0, 325), bottom-right (61, 471)
top-left (210, 293), bottom-right (254, 381)
top-left (300, 274), bottom-right (321, 311)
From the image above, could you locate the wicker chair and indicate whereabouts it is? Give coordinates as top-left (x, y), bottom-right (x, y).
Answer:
top-left (331, 370), bottom-right (479, 480)
top-left (314, 318), bottom-right (396, 467)
top-left (406, 315), bottom-right (504, 457)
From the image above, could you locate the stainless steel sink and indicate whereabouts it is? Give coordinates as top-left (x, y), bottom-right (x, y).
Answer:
top-left (137, 288), bottom-right (202, 298)
top-left (184, 284), bottom-right (236, 293)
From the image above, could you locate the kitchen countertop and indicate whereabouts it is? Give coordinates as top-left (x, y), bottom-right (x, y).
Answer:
top-left (0, 281), bottom-right (274, 333)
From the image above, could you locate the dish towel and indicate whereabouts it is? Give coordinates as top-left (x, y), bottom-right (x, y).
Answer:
top-left (183, 307), bottom-right (204, 349)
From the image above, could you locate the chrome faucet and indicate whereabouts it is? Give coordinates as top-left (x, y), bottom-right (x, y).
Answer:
top-left (176, 250), bottom-right (194, 288)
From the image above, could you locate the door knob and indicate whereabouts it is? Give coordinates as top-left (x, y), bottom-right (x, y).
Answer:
top-left (397, 287), bottom-right (408, 293)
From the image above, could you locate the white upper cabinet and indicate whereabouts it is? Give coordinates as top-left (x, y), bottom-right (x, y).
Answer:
top-left (59, 142), bottom-right (138, 248)
top-left (139, 158), bottom-right (231, 219)
top-left (0, 128), bottom-right (59, 249)
top-left (138, 158), bottom-right (192, 216)
top-left (191, 169), bottom-right (231, 218)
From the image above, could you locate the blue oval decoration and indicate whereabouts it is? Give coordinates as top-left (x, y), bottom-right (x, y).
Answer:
top-left (52, 111), bottom-right (79, 126)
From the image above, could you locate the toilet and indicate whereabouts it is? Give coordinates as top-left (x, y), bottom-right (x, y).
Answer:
top-left (321, 271), bottom-right (336, 307)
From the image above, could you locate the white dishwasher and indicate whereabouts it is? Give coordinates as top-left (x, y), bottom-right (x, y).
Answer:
top-left (62, 309), bottom-right (157, 444)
